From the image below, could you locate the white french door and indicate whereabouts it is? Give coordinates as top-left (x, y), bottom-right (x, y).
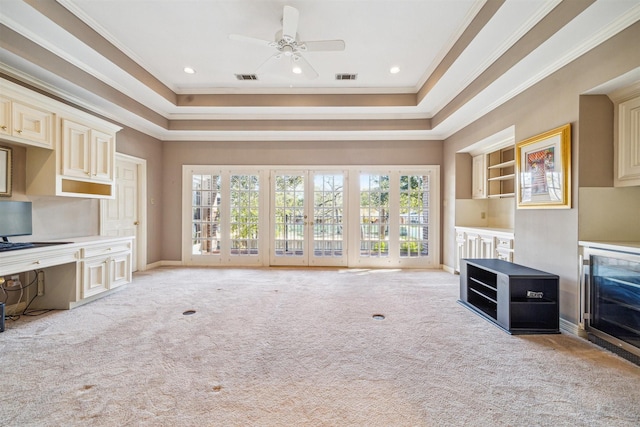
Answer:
top-left (183, 167), bottom-right (267, 265)
top-left (270, 170), bottom-right (347, 267)
top-left (349, 168), bottom-right (439, 268)
top-left (183, 166), bottom-right (439, 268)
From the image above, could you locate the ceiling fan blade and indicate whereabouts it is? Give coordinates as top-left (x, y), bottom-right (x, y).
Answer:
top-left (282, 5), bottom-right (299, 41)
top-left (301, 40), bottom-right (346, 52)
top-left (293, 55), bottom-right (319, 80)
top-left (229, 33), bottom-right (274, 48)
top-left (256, 52), bottom-right (283, 74)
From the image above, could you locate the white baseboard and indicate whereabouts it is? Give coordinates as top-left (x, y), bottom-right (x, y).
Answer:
top-left (442, 264), bottom-right (457, 274)
top-left (143, 260), bottom-right (183, 270)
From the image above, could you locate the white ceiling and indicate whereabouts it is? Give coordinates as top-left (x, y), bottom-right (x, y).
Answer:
top-left (1, 0), bottom-right (639, 141)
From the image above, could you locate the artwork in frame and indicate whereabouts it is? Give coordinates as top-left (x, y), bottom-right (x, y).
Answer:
top-left (516, 124), bottom-right (571, 209)
top-left (0, 146), bottom-right (11, 197)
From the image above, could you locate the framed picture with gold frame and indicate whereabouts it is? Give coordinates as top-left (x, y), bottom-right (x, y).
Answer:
top-left (516, 124), bottom-right (571, 209)
top-left (0, 145), bottom-right (11, 197)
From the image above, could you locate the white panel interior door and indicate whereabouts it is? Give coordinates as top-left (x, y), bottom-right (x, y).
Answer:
top-left (101, 157), bottom-right (139, 271)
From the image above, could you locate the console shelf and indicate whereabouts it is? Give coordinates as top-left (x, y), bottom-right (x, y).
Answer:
top-left (459, 258), bottom-right (559, 334)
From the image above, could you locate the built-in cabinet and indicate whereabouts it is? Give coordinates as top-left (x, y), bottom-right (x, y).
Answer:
top-left (472, 154), bottom-right (486, 199)
top-left (470, 145), bottom-right (515, 199)
top-left (454, 226), bottom-right (514, 272)
top-left (614, 92), bottom-right (640, 187)
top-left (0, 78), bottom-right (120, 198)
top-left (0, 237), bottom-right (133, 310)
top-left (81, 240), bottom-right (131, 298)
top-left (61, 119), bottom-right (115, 184)
top-left (0, 94), bottom-right (55, 149)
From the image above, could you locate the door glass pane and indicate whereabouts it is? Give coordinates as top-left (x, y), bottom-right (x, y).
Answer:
top-left (230, 174), bottom-right (260, 256)
top-left (313, 174), bottom-right (344, 258)
top-left (399, 174), bottom-right (430, 258)
top-left (274, 174), bottom-right (305, 257)
top-left (191, 174), bottom-right (221, 255)
top-left (359, 174), bottom-right (389, 257)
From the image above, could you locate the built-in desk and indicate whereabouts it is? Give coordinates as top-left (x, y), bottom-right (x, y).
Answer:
top-left (0, 236), bottom-right (133, 310)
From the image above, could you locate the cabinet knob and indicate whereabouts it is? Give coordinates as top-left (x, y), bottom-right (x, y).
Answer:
top-left (16, 129), bottom-right (22, 134)
top-left (0, 125), bottom-right (6, 131)
top-left (85, 172), bottom-right (91, 176)
top-left (134, 221), bottom-right (140, 225)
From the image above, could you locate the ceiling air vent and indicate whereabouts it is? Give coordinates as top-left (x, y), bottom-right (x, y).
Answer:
top-left (235, 74), bottom-right (258, 81)
top-left (335, 73), bottom-right (357, 81)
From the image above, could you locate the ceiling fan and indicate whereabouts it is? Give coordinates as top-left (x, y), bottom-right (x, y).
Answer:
top-left (229, 5), bottom-right (345, 79)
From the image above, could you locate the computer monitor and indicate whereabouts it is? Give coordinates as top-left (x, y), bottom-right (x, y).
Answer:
top-left (0, 201), bottom-right (33, 242)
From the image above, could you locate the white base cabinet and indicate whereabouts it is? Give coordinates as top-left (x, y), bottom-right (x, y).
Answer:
top-left (81, 240), bottom-right (132, 298)
top-left (454, 227), bottom-right (514, 272)
top-left (0, 236), bottom-right (133, 310)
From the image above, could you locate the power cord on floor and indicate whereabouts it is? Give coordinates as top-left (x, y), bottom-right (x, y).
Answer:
top-left (2, 270), bottom-right (53, 322)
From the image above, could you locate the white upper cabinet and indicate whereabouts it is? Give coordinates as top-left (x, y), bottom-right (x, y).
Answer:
top-left (472, 154), bottom-right (486, 199)
top-left (0, 93), bottom-right (55, 149)
top-left (0, 77), bottom-right (121, 199)
top-left (615, 93), bottom-right (640, 187)
top-left (61, 119), bottom-right (115, 184)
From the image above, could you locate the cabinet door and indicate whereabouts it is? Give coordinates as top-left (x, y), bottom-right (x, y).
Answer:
top-left (11, 101), bottom-right (54, 148)
top-left (472, 154), bottom-right (486, 199)
top-left (455, 239), bottom-right (466, 272)
top-left (0, 96), bottom-right (11, 137)
top-left (61, 119), bottom-right (92, 178)
top-left (83, 257), bottom-right (109, 298)
top-left (91, 129), bottom-right (115, 182)
top-left (455, 229), bottom-right (466, 272)
top-left (615, 96), bottom-right (640, 186)
top-left (479, 235), bottom-right (495, 258)
top-left (465, 233), bottom-right (480, 258)
top-left (110, 252), bottom-right (131, 289)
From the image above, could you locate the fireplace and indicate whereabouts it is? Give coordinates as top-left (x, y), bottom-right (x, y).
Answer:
top-left (582, 243), bottom-right (640, 365)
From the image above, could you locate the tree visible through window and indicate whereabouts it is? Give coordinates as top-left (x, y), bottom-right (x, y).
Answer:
top-left (191, 174), bottom-right (221, 255)
top-left (230, 174), bottom-right (260, 256)
top-left (399, 174), bottom-right (429, 258)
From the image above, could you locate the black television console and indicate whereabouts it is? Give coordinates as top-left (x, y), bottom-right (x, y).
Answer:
top-left (459, 258), bottom-right (559, 334)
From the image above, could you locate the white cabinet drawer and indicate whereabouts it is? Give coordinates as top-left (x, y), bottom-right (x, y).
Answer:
top-left (82, 241), bottom-right (131, 258)
top-left (0, 248), bottom-right (78, 277)
top-left (496, 237), bottom-right (513, 249)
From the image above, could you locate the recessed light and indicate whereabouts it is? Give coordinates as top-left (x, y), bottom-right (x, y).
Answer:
top-left (390, 66), bottom-right (400, 74)
top-left (183, 67), bottom-right (196, 74)
top-left (292, 66), bottom-right (302, 74)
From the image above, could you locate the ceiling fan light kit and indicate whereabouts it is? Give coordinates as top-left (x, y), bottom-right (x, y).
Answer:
top-left (229, 5), bottom-right (346, 80)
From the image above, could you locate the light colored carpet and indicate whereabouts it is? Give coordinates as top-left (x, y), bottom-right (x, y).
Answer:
top-left (1, 267), bottom-right (639, 426)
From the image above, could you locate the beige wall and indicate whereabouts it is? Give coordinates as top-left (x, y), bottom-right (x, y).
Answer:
top-left (161, 139), bottom-right (443, 261)
top-left (443, 21), bottom-right (640, 325)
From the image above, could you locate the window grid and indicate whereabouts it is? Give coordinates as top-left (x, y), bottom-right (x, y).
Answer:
top-left (192, 174), bottom-right (221, 255)
top-left (230, 175), bottom-right (260, 256)
top-left (399, 174), bottom-right (429, 258)
top-left (359, 174), bottom-right (390, 257)
top-left (274, 175), bottom-right (305, 257)
top-left (313, 174), bottom-right (344, 257)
